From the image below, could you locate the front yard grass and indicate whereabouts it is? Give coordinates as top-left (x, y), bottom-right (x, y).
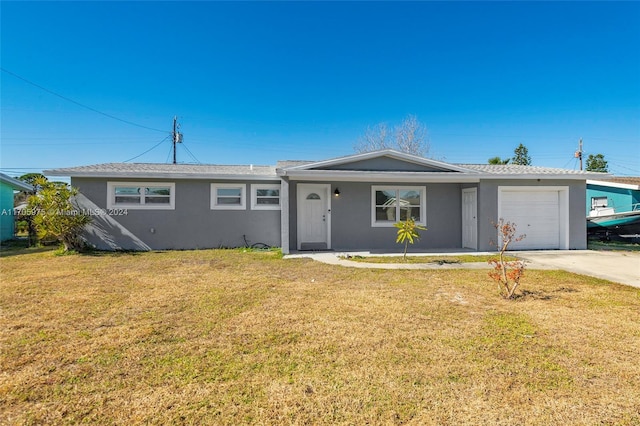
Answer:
top-left (1, 249), bottom-right (639, 425)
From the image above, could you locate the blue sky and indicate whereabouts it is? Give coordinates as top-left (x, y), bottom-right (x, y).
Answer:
top-left (1, 1), bottom-right (639, 178)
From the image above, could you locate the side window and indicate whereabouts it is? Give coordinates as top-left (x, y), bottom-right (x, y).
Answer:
top-left (252, 184), bottom-right (281, 210)
top-left (107, 182), bottom-right (175, 210)
top-left (211, 183), bottom-right (246, 210)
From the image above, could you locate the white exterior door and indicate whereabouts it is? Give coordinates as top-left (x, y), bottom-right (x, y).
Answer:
top-left (297, 184), bottom-right (330, 250)
top-left (462, 188), bottom-right (477, 250)
top-left (499, 187), bottom-right (569, 250)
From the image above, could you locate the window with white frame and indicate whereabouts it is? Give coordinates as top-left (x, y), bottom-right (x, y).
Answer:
top-left (251, 184), bottom-right (280, 210)
top-left (591, 196), bottom-right (608, 209)
top-left (211, 183), bottom-right (246, 210)
top-left (371, 186), bottom-right (426, 227)
top-left (107, 182), bottom-right (175, 210)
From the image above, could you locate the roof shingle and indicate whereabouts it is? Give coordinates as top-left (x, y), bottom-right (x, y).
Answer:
top-left (46, 163), bottom-right (277, 178)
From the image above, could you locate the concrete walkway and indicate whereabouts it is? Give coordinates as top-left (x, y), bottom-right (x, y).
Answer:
top-left (285, 250), bottom-right (640, 288)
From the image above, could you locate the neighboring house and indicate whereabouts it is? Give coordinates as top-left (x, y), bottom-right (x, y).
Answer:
top-left (586, 177), bottom-right (640, 216)
top-left (45, 150), bottom-right (605, 253)
top-left (0, 173), bottom-right (33, 242)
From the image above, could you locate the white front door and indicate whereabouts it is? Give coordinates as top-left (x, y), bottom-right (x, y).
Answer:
top-left (462, 188), bottom-right (478, 250)
top-left (297, 184), bottom-right (331, 250)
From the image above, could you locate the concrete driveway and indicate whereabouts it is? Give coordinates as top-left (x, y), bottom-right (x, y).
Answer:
top-left (517, 250), bottom-right (640, 288)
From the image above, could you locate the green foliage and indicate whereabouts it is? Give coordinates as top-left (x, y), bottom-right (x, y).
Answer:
top-left (585, 153), bottom-right (608, 172)
top-left (18, 173), bottom-right (47, 188)
top-left (27, 177), bottom-right (91, 252)
top-left (393, 218), bottom-right (426, 261)
top-left (488, 156), bottom-right (510, 165)
top-left (511, 143), bottom-right (531, 165)
top-left (488, 218), bottom-right (526, 299)
top-left (16, 174), bottom-right (46, 247)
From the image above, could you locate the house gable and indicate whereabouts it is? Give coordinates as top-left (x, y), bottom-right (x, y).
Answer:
top-left (282, 150), bottom-right (474, 174)
top-left (316, 156), bottom-right (456, 172)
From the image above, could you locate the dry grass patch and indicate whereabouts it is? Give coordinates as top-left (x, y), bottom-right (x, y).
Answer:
top-left (1, 249), bottom-right (639, 425)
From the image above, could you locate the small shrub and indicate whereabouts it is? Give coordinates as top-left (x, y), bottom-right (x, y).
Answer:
top-left (27, 177), bottom-right (91, 252)
top-left (393, 218), bottom-right (426, 261)
top-left (488, 218), bottom-right (526, 299)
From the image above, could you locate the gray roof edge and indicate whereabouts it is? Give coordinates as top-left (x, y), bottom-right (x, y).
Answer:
top-left (480, 173), bottom-right (601, 180)
top-left (0, 173), bottom-right (34, 191)
top-left (44, 170), bottom-right (279, 180)
top-left (280, 169), bottom-right (598, 181)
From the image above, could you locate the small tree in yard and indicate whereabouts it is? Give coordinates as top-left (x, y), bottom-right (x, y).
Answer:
top-left (488, 219), bottom-right (526, 299)
top-left (394, 218), bottom-right (426, 261)
top-left (27, 177), bottom-right (91, 252)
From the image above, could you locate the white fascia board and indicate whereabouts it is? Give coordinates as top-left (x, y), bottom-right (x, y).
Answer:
top-left (282, 169), bottom-right (600, 182)
top-left (282, 169), bottom-right (480, 183)
top-left (587, 179), bottom-right (640, 190)
top-left (44, 170), bottom-right (279, 181)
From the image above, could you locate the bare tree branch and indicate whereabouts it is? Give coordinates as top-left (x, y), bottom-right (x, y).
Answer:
top-left (355, 115), bottom-right (430, 156)
top-left (354, 123), bottom-right (391, 153)
top-left (395, 115), bottom-right (429, 156)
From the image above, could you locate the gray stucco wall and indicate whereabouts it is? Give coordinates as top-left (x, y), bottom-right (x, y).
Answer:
top-left (476, 179), bottom-right (587, 251)
top-left (73, 178), bottom-right (281, 250)
top-left (289, 181), bottom-right (464, 252)
top-left (72, 176), bottom-right (587, 252)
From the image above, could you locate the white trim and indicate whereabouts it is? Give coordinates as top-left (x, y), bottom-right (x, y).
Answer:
top-left (107, 182), bottom-right (175, 210)
top-left (210, 183), bottom-right (247, 210)
top-left (251, 183), bottom-right (281, 210)
top-left (281, 169), bottom-right (480, 183)
top-left (497, 186), bottom-right (569, 250)
top-left (279, 169), bottom-right (599, 182)
top-left (587, 179), bottom-right (640, 191)
top-left (371, 185), bottom-right (426, 228)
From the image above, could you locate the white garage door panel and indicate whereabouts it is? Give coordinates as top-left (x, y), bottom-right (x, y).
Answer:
top-left (500, 191), bottom-right (560, 250)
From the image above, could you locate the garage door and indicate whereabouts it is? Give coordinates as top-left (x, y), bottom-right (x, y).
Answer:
top-left (499, 189), bottom-right (561, 250)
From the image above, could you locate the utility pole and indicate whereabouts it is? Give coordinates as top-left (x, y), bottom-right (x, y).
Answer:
top-left (574, 138), bottom-right (583, 171)
top-left (172, 116), bottom-right (183, 164)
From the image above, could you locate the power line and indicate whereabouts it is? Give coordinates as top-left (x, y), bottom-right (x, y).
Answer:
top-left (3, 141), bottom-right (158, 147)
top-left (1, 67), bottom-right (169, 134)
top-left (165, 143), bottom-right (174, 164)
top-left (181, 143), bottom-right (201, 164)
top-left (608, 162), bottom-right (640, 174)
top-left (123, 136), bottom-right (170, 163)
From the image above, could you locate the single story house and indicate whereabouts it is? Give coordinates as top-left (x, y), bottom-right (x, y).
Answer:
top-left (586, 177), bottom-right (640, 216)
top-left (45, 149), bottom-right (606, 253)
top-left (0, 173), bottom-right (33, 242)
